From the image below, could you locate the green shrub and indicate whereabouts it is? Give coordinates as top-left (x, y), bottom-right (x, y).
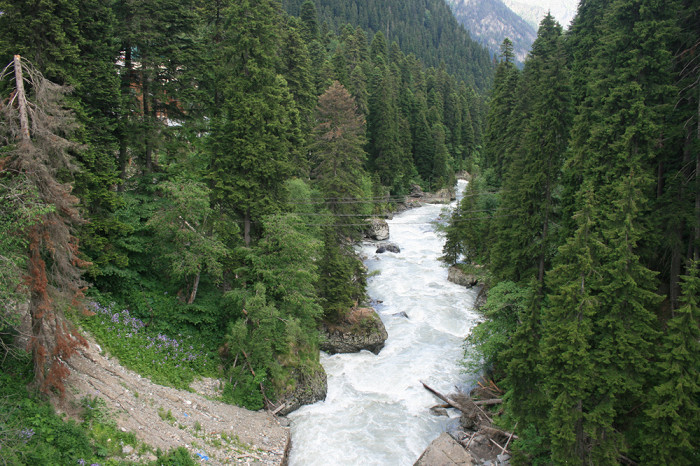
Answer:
top-left (464, 281), bottom-right (529, 374)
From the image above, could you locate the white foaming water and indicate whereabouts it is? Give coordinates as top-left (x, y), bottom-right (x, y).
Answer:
top-left (289, 180), bottom-right (479, 465)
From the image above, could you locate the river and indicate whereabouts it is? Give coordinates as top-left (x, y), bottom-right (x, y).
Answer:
top-left (288, 180), bottom-right (480, 465)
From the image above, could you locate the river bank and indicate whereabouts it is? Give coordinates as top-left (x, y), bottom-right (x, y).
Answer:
top-left (54, 333), bottom-right (290, 465)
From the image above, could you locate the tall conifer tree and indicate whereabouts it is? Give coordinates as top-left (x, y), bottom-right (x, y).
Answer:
top-left (209, 0), bottom-right (300, 246)
top-left (541, 0), bottom-right (677, 461)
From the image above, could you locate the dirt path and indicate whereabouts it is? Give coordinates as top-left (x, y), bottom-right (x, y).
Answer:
top-left (57, 335), bottom-right (290, 465)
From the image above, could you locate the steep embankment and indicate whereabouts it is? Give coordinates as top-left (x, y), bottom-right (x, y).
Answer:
top-left (58, 335), bottom-right (289, 465)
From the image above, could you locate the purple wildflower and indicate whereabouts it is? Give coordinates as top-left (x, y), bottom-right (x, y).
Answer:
top-left (19, 428), bottom-right (34, 442)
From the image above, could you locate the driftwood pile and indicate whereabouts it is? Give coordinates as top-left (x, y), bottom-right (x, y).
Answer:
top-left (422, 380), bottom-right (515, 463)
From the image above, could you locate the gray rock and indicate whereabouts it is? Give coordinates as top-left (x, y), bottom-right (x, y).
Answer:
top-left (122, 445), bottom-right (134, 455)
top-left (497, 454), bottom-right (511, 465)
top-left (392, 311), bottom-right (409, 319)
top-left (272, 365), bottom-right (327, 416)
top-left (430, 407), bottom-right (449, 417)
top-left (277, 416), bottom-right (291, 427)
top-left (410, 184), bottom-right (424, 198)
top-left (364, 218), bottom-right (390, 241)
top-left (414, 432), bottom-right (474, 466)
top-left (320, 308), bottom-right (388, 355)
top-left (447, 266), bottom-right (479, 288)
top-left (377, 242), bottom-right (400, 253)
top-left (420, 187), bottom-right (455, 204)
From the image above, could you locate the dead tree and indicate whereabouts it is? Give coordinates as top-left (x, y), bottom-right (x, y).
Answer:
top-left (1, 56), bottom-right (88, 394)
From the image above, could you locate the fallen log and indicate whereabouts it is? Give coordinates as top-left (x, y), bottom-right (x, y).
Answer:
top-left (502, 422), bottom-right (517, 454)
top-left (421, 381), bottom-right (492, 422)
top-left (420, 381), bottom-right (466, 411)
top-left (489, 438), bottom-right (508, 453)
top-left (474, 398), bottom-right (502, 406)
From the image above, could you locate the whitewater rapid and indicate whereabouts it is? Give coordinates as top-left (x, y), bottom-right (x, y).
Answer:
top-left (289, 180), bottom-right (479, 465)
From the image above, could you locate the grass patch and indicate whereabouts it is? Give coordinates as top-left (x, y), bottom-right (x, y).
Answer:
top-left (80, 301), bottom-right (219, 389)
top-left (157, 407), bottom-right (176, 424)
top-left (0, 353), bottom-right (194, 465)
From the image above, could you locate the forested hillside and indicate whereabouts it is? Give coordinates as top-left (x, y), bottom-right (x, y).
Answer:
top-left (0, 0), bottom-right (490, 450)
top-left (443, 1), bottom-right (699, 463)
top-left (281, 0), bottom-right (494, 91)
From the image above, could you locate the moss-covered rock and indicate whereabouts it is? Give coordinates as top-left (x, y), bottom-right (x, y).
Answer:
top-left (320, 307), bottom-right (388, 355)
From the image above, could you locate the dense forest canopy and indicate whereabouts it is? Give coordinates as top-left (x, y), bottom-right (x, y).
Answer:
top-left (443, 1), bottom-right (699, 463)
top-left (0, 0), bottom-right (489, 415)
top-left (1, 0), bottom-right (697, 464)
top-left (281, 0), bottom-right (495, 90)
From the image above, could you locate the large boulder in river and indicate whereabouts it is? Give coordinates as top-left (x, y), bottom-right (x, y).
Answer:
top-left (320, 307), bottom-right (388, 354)
top-left (270, 364), bottom-right (327, 416)
top-left (447, 265), bottom-right (479, 288)
top-left (376, 242), bottom-right (400, 254)
top-left (410, 184), bottom-right (424, 198)
top-left (421, 187), bottom-right (455, 204)
top-left (414, 433), bottom-right (474, 466)
top-left (364, 217), bottom-right (390, 241)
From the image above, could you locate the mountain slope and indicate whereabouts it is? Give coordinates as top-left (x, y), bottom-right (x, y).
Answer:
top-left (282, 0), bottom-right (494, 91)
top-left (503, 0), bottom-right (578, 30)
top-left (446, 0), bottom-right (537, 65)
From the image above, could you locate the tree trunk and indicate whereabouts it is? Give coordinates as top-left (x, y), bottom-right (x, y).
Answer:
top-left (695, 84), bottom-right (700, 261)
top-left (142, 73), bottom-right (153, 173)
top-left (188, 272), bottom-right (200, 304)
top-left (118, 45), bottom-right (133, 191)
top-left (13, 55), bottom-right (30, 142)
top-left (244, 210), bottom-right (251, 247)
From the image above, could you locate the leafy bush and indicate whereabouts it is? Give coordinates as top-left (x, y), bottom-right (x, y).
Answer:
top-left (222, 369), bottom-right (267, 411)
top-left (464, 281), bottom-right (530, 375)
top-left (0, 355), bottom-right (114, 465)
top-left (152, 447), bottom-right (196, 465)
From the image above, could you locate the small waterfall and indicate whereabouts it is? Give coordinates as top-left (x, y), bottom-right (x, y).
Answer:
top-left (289, 180), bottom-right (479, 465)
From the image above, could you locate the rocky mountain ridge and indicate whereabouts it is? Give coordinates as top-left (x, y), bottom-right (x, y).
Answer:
top-left (446, 0), bottom-right (536, 64)
top-left (502, 0), bottom-right (578, 29)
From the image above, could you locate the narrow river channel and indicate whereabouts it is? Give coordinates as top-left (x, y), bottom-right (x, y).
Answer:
top-left (289, 180), bottom-right (480, 465)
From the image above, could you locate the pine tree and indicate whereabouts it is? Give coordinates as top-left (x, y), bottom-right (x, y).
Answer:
top-left (209, 0), bottom-right (300, 246)
top-left (541, 189), bottom-right (598, 463)
top-left (540, 0), bottom-right (677, 461)
top-left (640, 261), bottom-right (700, 464)
top-left (409, 93), bottom-right (434, 185)
top-left (278, 18), bottom-right (316, 172)
top-left (223, 212), bottom-right (323, 407)
top-left (431, 123), bottom-right (452, 190)
top-left (483, 39), bottom-right (519, 184)
top-left (310, 81), bottom-right (368, 237)
top-left (490, 14), bottom-right (570, 284)
top-left (317, 228), bottom-right (366, 321)
top-left (367, 67), bottom-right (404, 192)
top-left (0, 0), bottom-right (130, 287)
top-left (298, 0), bottom-right (319, 42)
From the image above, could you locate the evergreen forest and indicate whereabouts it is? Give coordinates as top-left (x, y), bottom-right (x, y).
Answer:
top-left (0, 0), bottom-right (698, 464)
top-left (0, 1), bottom-right (487, 460)
top-left (442, 2), bottom-right (699, 464)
